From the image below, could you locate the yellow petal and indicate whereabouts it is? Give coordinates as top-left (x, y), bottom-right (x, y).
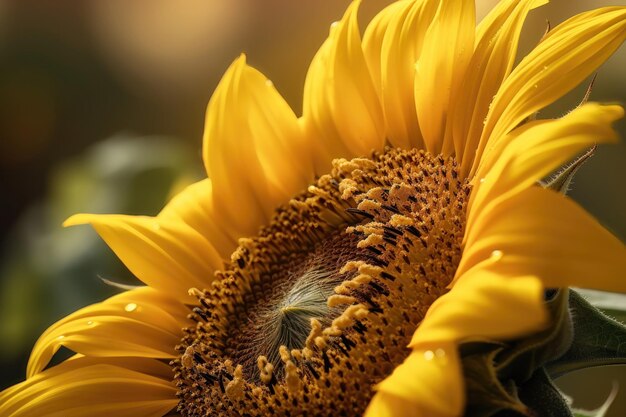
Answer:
top-left (158, 178), bottom-right (237, 260)
top-left (454, 0), bottom-right (548, 176)
top-left (64, 213), bottom-right (216, 303)
top-left (414, 0), bottom-right (475, 155)
top-left (362, 0), bottom-right (438, 149)
top-left (459, 186), bottom-right (626, 292)
top-left (411, 268), bottom-right (547, 347)
top-left (361, 0), bottom-right (407, 98)
top-left (27, 287), bottom-right (189, 378)
top-left (0, 356), bottom-right (176, 417)
top-left (302, 0), bottom-right (385, 173)
top-left (468, 103), bottom-right (623, 224)
top-left (365, 342), bottom-right (463, 417)
top-left (471, 7), bottom-right (626, 177)
top-left (203, 55), bottom-right (313, 238)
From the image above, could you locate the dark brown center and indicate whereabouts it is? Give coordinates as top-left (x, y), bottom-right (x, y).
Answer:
top-left (224, 231), bottom-right (373, 382)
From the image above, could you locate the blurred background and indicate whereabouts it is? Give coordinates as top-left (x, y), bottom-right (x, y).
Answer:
top-left (0, 0), bottom-right (624, 414)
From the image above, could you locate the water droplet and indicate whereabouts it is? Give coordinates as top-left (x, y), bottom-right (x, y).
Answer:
top-left (330, 21), bottom-right (339, 29)
top-left (87, 320), bottom-right (95, 326)
top-left (57, 335), bottom-right (65, 340)
top-left (125, 303), bottom-right (138, 312)
top-left (265, 79), bottom-right (273, 87)
top-left (429, 348), bottom-right (448, 365)
top-left (491, 250), bottom-right (503, 261)
top-left (152, 222), bottom-right (161, 231)
top-left (479, 177), bottom-right (486, 184)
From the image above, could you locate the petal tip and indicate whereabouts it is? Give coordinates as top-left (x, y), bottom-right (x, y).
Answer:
top-left (63, 213), bottom-right (93, 228)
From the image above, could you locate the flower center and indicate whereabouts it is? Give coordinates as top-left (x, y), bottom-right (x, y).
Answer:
top-left (173, 148), bottom-right (470, 417)
top-left (224, 230), bottom-right (373, 383)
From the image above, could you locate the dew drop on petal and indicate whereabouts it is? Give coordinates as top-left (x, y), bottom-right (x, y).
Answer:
top-left (87, 320), bottom-right (95, 326)
top-left (125, 302), bottom-right (138, 312)
top-left (152, 222), bottom-right (161, 231)
top-left (423, 350), bottom-right (435, 361)
top-left (490, 250), bottom-right (503, 261)
top-left (479, 178), bottom-right (486, 184)
top-left (434, 348), bottom-right (448, 365)
top-left (265, 79), bottom-right (273, 88)
top-left (57, 335), bottom-right (65, 340)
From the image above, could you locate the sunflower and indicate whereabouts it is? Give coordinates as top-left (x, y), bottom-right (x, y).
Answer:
top-left (2, 0), bottom-right (626, 416)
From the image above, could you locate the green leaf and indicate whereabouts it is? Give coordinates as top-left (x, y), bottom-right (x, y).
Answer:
top-left (574, 288), bottom-right (626, 324)
top-left (540, 146), bottom-right (595, 194)
top-left (546, 290), bottom-right (626, 378)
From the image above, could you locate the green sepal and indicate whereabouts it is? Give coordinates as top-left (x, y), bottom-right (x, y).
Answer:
top-left (539, 146), bottom-right (595, 194)
top-left (460, 290), bottom-right (574, 416)
top-left (495, 289), bottom-right (573, 383)
top-left (546, 290), bottom-right (626, 378)
top-left (512, 367), bottom-right (574, 417)
top-left (461, 289), bottom-right (625, 416)
top-left (461, 344), bottom-right (530, 417)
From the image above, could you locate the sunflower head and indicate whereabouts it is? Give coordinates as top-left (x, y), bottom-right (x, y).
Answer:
top-left (1, 1), bottom-right (626, 417)
top-left (172, 148), bottom-right (471, 415)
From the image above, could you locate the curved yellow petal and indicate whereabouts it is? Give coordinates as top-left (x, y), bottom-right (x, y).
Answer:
top-left (369, 271), bottom-right (545, 417)
top-left (362, 0), bottom-right (438, 149)
top-left (468, 103), bottom-right (623, 225)
top-left (414, 0), bottom-right (475, 155)
top-left (203, 55), bottom-right (313, 238)
top-left (362, 0), bottom-right (407, 98)
top-left (158, 178), bottom-right (237, 260)
top-left (365, 342), bottom-right (463, 417)
top-left (411, 268), bottom-right (547, 347)
top-left (471, 7), bottom-right (626, 177)
top-left (454, 0), bottom-right (548, 176)
top-left (0, 356), bottom-right (177, 417)
top-left (459, 186), bottom-right (626, 292)
top-left (302, 0), bottom-right (385, 173)
top-left (64, 213), bottom-right (217, 303)
top-left (27, 287), bottom-right (189, 378)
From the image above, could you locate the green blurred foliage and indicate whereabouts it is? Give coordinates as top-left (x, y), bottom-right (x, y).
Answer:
top-left (0, 134), bottom-right (200, 388)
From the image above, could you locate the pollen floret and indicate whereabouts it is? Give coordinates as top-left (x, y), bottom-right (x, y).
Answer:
top-left (173, 148), bottom-right (470, 416)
